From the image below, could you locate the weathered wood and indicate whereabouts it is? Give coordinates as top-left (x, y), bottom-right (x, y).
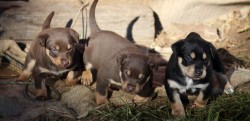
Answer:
top-left (0, 0), bottom-right (155, 44)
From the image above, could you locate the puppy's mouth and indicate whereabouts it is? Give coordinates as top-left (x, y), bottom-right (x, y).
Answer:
top-left (121, 82), bottom-right (141, 94)
top-left (61, 60), bottom-right (71, 68)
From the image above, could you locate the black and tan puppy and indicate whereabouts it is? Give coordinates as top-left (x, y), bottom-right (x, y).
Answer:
top-left (82, 0), bottom-right (157, 105)
top-left (164, 32), bottom-right (234, 117)
top-left (17, 11), bottom-right (83, 100)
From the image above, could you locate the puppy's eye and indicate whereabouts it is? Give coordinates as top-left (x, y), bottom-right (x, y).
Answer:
top-left (51, 48), bottom-right (58, 53)
top-left (184, 56), bottom-right (192, 62)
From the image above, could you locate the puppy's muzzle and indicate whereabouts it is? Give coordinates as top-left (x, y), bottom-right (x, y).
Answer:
top-left (122, 82), bottom-right (139, 94)
top-left (61, 58), bottom-right (70, 68)
top-left (195, 69), bottom-right (203, 77)
top-left (125, 84), bottom-right (136, 93)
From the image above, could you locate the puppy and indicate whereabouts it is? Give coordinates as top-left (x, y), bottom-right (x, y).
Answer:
top-left (164, 32), bottom-right (234, 117)
top-left (82, 0), bottom-right (157, 105)
top-left (17, 11), bottom-right (83, 100)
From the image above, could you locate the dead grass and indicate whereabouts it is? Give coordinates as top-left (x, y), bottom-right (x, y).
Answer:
top-left (84, 91), bottom-right (250, 121)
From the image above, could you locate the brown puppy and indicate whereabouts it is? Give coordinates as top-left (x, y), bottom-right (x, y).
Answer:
top-left (17, 11), bottom-right (83, 100)
top-left (82, 0), bottom-right (157, 105)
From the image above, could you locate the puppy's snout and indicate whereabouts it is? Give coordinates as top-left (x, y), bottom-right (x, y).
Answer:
top-left (126, 84), bottom-right (136, 92)
top-left (195, 69), bottom-right (203, 76)
top-left (61, 59), bottom-right (69, 67)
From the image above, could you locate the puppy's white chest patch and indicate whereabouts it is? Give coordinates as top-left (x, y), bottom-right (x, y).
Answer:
top-left (168, 77), bottom-right (209, 93)
top-left (39, 67), bottom-right (70, 75)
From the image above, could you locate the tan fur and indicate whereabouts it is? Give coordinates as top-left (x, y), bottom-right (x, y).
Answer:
top-left (67, 44), bottom-right (71, 50)
top-left (36, 80), bottom-right (47, 97)
top-left (138, 73), bottom-right (143, 79)
top-left (55, 45), bottom-right (60, 50)
top-left (191, 52), bottom-right (195, 59)
top-left (203, 53), bottom-right (207, 59)
top-left (17, 59), bottom-right (36, 81)
top-left (193, 91), bottom-right (208, 108)
top-left (81, 70), bottom-right (93, 85)
top-left (178, 57), bottom-right (207, 79)
top-left (171, 91), bottom-right (185, 117)
top-left (133, 95), bottom-right (149, 102)
top-left (46, 49), bottom-right (62, 66)
top-left (127, 70), bottom-right (131, 76)
top-left (96, 92), bottom-right (108, 105)
top-left (65, 71), bottom-right (78, 86)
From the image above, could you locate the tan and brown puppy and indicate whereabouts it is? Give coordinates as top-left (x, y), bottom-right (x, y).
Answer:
top-left (17, 12), bottom-right (83, 100)
top-left (82, 0), bottom-right (157, 105)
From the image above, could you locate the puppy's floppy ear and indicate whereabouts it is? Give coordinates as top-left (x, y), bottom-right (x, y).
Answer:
top-left (148, 58), bottom-right (158, 71)
top-left (208, 43), bottom-right (226, 73)
top-left (171, 40), bottom-right (184, 54)
top-left (69, 29), bottom-right (79, 43)
top-left (117, 54), bottom-right (127, 66)
top-left (38, 33), bottom-right (49, 47)
top-left (208, 43), bottom-right (217, 59)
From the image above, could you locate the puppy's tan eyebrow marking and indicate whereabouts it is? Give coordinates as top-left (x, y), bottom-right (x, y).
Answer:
top-left (138, 73), bottom-right (143, 79)
top-left (55, 45), bottom-right (60, 50)
top-left (67, 44), bottom-right (71, 50)
top-left (127, 70), bottom-right (131, 76)
top-left (191, 52), bottom-right (195, 59)
top-left (203, 53), bottom-right (206, 59)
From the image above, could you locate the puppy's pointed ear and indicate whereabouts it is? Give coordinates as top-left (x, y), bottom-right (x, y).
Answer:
top-left (69, 29), bottom-right (79, 43)
top-left (171, 40), bottom-right (184, 54)
top-left (148, 58), bottom-right (158, 71)
top-left (38, 34), bottom-right (49, 47)
top-left (117, 54), bottom-right (127, 66)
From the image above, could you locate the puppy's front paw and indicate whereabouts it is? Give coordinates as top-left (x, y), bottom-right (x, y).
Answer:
top-left (81, 70), bottom-right (93, 85)
top-left (133, 95), bottom-right (150, 103)
top-left (96, 92), bottom-right (108, 105)
top-left (65, 71), bottom-right (78, 86)
top-left (16, 72), bottom-right (31, 81)
top-left (192, 99), bottom-right (207, 109)
top-left (171, 102), bottom-right (185, 118)
top-left (224, 82), bottom-right (234, 94)
top-left (172, 107), bottom-right (185, 118)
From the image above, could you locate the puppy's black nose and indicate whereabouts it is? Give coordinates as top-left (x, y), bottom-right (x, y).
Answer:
top-left (126, 84), bottom-right (136, 92)
top-left (195, 69), bottom-right (203, 76)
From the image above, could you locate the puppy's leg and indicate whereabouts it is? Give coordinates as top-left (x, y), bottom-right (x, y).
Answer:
top-left (95, 79), bottom-right (109, 105)
top-left (214, 71), bottom-right (234, 94)
top-left (81, 69), bottom-right (93, 85)
top-left (170, 91), bottom-right (185, 117)
top-left (165, 81), bottom-right (185, 117)
top-left (34, 74), bottom-right (49, 101)
top-left (133, 79), bottom-right (154, 103)
top-left (65, 71), bottom-right (81, 86)
top-left (192, 84), bottom-right (212, 108)
top-left (210, 45), bottom-right (234, 94)
top-left (17, 56), bottom-right (36, 81)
